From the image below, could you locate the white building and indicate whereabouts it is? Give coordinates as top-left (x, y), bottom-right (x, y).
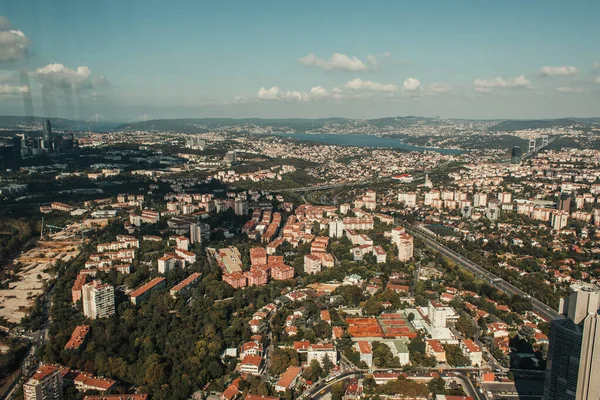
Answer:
top-left (397, 192), bottom-right (417, 207)
top-left (460, 339), bottom-right (483, 366)
top-left (396, 233), bottom-right (414, 262)
top-left (190, 222), bottom-right (211, 244)
top-left (82, 280), bottom-right (115, 320)
top-left (356, 341), bottom-right (373, 368)
top-left (551, 210), bottom-right (569, 231)
top-left (307, 343), bottom-right (338, 367)
top-left (428, 301), bottom-right (457, 328)
top-left (328, 219), bottom-right (345, 238)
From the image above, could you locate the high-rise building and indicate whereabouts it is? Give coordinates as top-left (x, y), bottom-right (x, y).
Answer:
top-left (510, 146), bottom-right (522, 164)
top-left (234, 199), bottom-right (248, 216)
top-left (328, 219), bottom-right (344, 238)
top-left (473, 192), bottom-right (488, 208)
top-left (396, 233), bottom-right (414, 262)
top-left (82, 280), bottom-right (115, 319)
top-left (225, 150), bottom-right (237, 164)
top-left (544, 284), bottom-right (600, 400)
top-left (559, 193), bottom-right (571, 212)
top-left (24, 365), bottom-right (63, 400)
top-left (43, 119), bottom-right (52, 145)
top-left (190, 222), bottom-right (211, 244)
top-left (551, 210), bottom-right (569, 231)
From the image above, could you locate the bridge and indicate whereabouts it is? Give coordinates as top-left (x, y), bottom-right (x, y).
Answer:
top-left (521, 135), bottom-right (555, 160)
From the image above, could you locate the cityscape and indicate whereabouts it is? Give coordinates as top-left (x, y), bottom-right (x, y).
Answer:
top-left (1, 1), bottom-right (600, 400)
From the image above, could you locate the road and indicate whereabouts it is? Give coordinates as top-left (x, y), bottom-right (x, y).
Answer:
top-left (302, 370), bottom-right (485, 400)
top-left (406, 225), bottom-right (559, 322)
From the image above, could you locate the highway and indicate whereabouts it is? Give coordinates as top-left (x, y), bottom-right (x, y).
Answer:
top-left (406, 225), bottom-right (559, 322)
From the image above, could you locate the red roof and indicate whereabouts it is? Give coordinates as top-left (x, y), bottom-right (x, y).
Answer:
top-left (64, 325), bottom-right (90, 350)
top-left (357, 341), bottom-right (372, 354)
top-left (275, 365), bottom-right (302, 389)
top-left (242, 355), bottom-right (263, 367)
top-left (31, 365), bottom-right (60, 381)
top-left (130, 277), bottom-right (166, 298)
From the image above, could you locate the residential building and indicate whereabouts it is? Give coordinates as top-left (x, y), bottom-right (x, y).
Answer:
top-left (460, 339), bottom-right (483, 366)
top-left (130, 277), bottom-right (166, 306)
top-left (275, 365), bottom-right (302, 393)
top-left (328, 219), bottom-right (344, 238)
top-left (24, 365), bottom-right (63, 400)
top-left (190, 222), bottom-right (211, 244)
top-left (396, 233), bottom-right (414, 262)
top-left (234, 199), bottom-right (249, 216)
top-left (240, 355), bottom-right (263, 375)
top-left (64, 325), bottom-right (90, 350)
top-left (426, 339), bottom-right (446, 363)
top-left (307, 343), bottom-right (337, 367)
top-left (357, 341), bottom-right (373, 368)
top-left (170, 272), bottom-right (202, 298)
top-left (428, 301), bottom-right (457, 328)
top-left (271, 264), bottom-right (294, 280)
top-left (304, 254), bottom-right (322, 275)
top-left (82, 281), bottom-right (115, 319)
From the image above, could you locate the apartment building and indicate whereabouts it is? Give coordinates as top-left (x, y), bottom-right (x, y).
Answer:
top-left (82, 281), bottom-right (115, 319)
top-left (24, 365), bottom-right (63, 400)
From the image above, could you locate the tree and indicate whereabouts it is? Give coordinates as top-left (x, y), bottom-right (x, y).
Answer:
top-left (455, 314), bottom-right (477, 339)
top-left (331, 381), bottom-right (347, 400)
top-left (322, 354), bottom-right (334, 374)
top-left (407, 312), bottom-right (415, 322)
top-left (302, 359), bottom-right (323, 382)
top-left (427, 376), bottom-right (446, 394)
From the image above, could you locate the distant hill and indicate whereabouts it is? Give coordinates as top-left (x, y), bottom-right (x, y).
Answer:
top-left (0, 115), bottom-right (83, 130)
top-left (488, 118), bottom-right (582, 132)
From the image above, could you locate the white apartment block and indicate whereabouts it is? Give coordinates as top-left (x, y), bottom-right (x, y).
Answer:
top-left (82, 280), bottom-right (115, 319)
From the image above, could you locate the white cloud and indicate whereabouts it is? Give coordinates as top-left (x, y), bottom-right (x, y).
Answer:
top-left (0, 16), bottom-right (29, 62)
top-left (298, 52), bottom-right (390, 71)
top-left (474, 75), bottom-right (531, 91)
top-left (555, 87), bottom-right (583, 93)
top-left (594, 62), bottom-right (600, 70)
top-left (0, 84), bottom-right (29, 96)
top-left (258, 86), bottom-right (335, 103)
top-left (343, 78), bottom-right (398, 92)
top-left (36, 63), bottom-right (107, 91)
top-left (403, 78), bottom-right (421, 92)
top-left (424, 83), bottom-right (452, 96)
top-left (540, 66), bottom-right (578, 76)
top-left (595, 76), bottom-right (600, 83)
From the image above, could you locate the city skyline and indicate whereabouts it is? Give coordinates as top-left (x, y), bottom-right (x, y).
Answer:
top-left (0, 0), bottom-right (599, 121)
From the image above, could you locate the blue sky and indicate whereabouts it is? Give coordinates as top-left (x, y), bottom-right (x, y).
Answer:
top-left (1, 0), bottom-right (599, 120)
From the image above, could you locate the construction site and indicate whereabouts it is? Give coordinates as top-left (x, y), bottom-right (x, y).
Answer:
top-left (0, 228), bottom-right (82, 324)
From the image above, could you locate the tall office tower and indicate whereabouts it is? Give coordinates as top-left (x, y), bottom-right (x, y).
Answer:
top-left (544, 284), bottom-right (600, 400)
top-left (82, 280), bottom-right (115, 319)
top-left (234, 198), bottom-right (248, 216)
top-left (43, 119), bottom-right (52, 146)
top-left (510, 146), bottom-right (522, 164)
top-left (190, 222), bottom-right (211, 244)
top-left (559, 193), bottom-right (571, 212)
top-left (24, 365), bottom-right (63, 400)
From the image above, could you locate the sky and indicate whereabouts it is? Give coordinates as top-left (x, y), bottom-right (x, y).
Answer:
top-left (0, 0), bottom-right (599, 121)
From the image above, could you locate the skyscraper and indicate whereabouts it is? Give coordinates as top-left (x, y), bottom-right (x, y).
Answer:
top-left (82, 280), bottom-right (115, 319)
top-left (544, 284), bottom-right (600, 400)
top-left (234, 198), bottom-right (248, 216)
top-left (43, 119), bottom-right (52, 146)
top-left (510, 146), bottom-right (522, 164)
top-left (190, 222), bottom-right (211, 244)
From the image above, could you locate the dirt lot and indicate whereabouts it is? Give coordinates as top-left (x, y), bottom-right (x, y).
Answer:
top-left (0, 240), bottom-right (80, 324)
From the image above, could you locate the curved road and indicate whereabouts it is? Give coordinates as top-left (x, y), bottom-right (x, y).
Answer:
top-left (406, 225), bottom-right (559, 321)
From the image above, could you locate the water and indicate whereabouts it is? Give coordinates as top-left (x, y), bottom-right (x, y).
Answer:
top-left (264, 133), bottom-right (464, 154)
